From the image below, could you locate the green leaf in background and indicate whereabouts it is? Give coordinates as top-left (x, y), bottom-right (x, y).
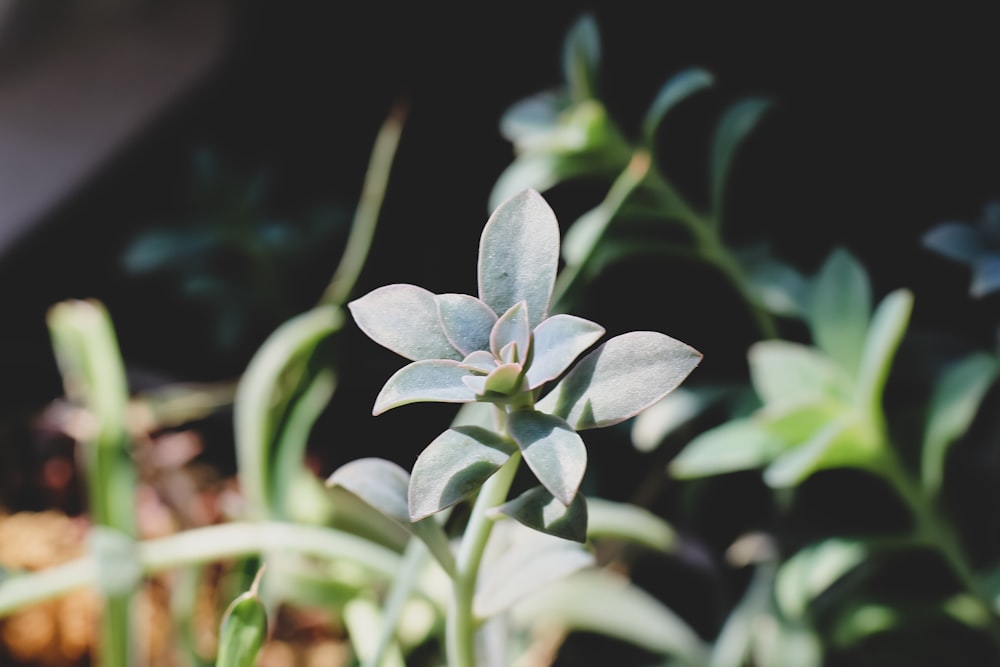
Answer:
top-left (561, 13), bottom-right (601, 103)
top-left (854, 289), bottom-right (914, 419)
top-left (775, 538), bottom-right (872, 619)
top-left (670, 417), bottom-right (785, 478)
top-left (763, 414), bottom-right (876, 488)
top-left (510, 568), bottom-right (709, 665)
top-left (348, 284), bottom-right (464, 361)
top-left (631, 386), bottom-right (729, 453)
top-left (734, 243), bottom-right (809, 318)
top-left (88, 527), bottom-right (142, 597)
top-left (584, 497), bottom-right (678, 553)
top-left (806, 247), bottom-right (872, 376)
top-left (373, 360), bottom-right (477, 414)
top-left (473, 525), bottom-right (595, 618)
top-left (508, 410), bottom-right (587, 506)
top-left (537, 331), bottom-right (702, 430)
top-left (490, 485), bottom-right (588, 543)
top-left (408, 427), bottom-right (516, 520)
top-left (709, 96), bottom-right (772, 224)
top-left (478, 189), bottom-right (560, 327)
top-left (748, 341), bottom-right (854, 408)
top-left (642, 67), bottom-right (715, 145)
top-left (921, 351), bottom-right (999, 496)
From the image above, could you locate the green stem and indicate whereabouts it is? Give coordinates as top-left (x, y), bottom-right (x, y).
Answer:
top-left (447, 451), bottom-right (522, 667)
top-left (0, 522), bottom-right (404, 617)
top-left (321, 97), bottom-right (409, 307)
top-left (882, 454), bottom-right (1000, 645)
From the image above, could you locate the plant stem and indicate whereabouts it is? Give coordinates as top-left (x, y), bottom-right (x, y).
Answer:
top-left (321, 97), bottom-right (409, 307)
top-left (0, 522), bottom-right (404, 617)
top-left (447, 451), bottom-right (522, 667)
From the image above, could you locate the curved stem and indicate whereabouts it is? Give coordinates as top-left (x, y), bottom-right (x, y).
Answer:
top-left (0, 522), bottom-right (403, 617)
top-left (321, 97), bottom-right (409, 307)
top-left (447, 451), bottom-right (522, 667)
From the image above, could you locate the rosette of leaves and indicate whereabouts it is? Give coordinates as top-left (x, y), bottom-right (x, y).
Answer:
top-left (670, 247), bottom-right (913, 488)
top-left (922, 199), bottom-right (1000, 298)
top-left (339, 188), bottom-right (701, 546)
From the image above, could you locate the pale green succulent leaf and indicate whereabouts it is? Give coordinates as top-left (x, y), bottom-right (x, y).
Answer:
top-left (373, 360), bottom-right (477, 415)
top-left (409, 426), bottom-right (516, 521)
top-left (508, 410), bottom-right (587, 506)
top-left (536, 331), bottom-right (702, 430)
top-left (490, 485), bottom-right (588, 543)
top-left (478, 189), bottom-right (559, 328)
top-left (436, 293), bottom-right (497, 356)
top-left (348, 284), bottom-right (462, 361)
top-left (491, 301), bottom-right (531, 359)
top-left (642, 67), bottom-right (714, 144)
top-left (526, 314), bottom-right (605, 389)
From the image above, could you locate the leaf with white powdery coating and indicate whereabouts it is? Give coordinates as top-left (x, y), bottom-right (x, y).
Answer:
top-left (478, 189), bottom-right (559, 328)
top-left (436, 293), bottom-right (497, 357)
top-left (508, 410), bottom-right (586, 506)
top-left (409, 426), bottom-right (516, 520)
top-left (537, 331), bottom-right (702, 430)
top-left (490, 485), bottom-right (588, 543)
top-left (373, 360), bottom-right (477, 415)
top-left (348, 284), bottom-right (462, 361)
top-left (526, 314), bottom-right (605, 389)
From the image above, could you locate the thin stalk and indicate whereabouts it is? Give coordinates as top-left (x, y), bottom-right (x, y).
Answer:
top-left (881, 452), bottom-right (1000, 647)
top-left (447, 451), bottom-right (522, 667)
top-left (0, 522), bottom-right (404, 617)
top-left (321, 97), bottom-right (410, 307)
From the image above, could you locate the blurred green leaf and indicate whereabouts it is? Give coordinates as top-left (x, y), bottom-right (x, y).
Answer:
top-left (709, 97), bottom-right (772, 223)
top-left (921, 351), bottom-right (999, 495)
top-left (670, 417), bottom-right (784, 478)
top-left (561, 13), bottom-right (601, 103)
top-left (748, 341), bottom-right (854, 408)
top-left (775, 538), bottom-right (871, 619)
top-left (642, 67), bottom-right (714, 145)
top-left (806, 247), bottom-right (872, 376)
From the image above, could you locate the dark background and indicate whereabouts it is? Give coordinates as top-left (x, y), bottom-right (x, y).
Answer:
top-left (3, 2), bottom-right (1000, 478)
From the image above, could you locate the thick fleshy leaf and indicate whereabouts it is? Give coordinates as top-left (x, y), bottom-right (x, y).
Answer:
top-left (748, 340), bottom-right (854, 408)
top-left (348, 284), bottom-right (461, 361)
top-left (922, 222), bottom-right (986, 263)
top-left (490, 485), bottom-right (588, 542)
top-left (436, 293), bottom-right (496, 356)
top-left (526, 314), bottom-right (605, 389)
top-left (498, 91), bottom-right (562, 146)
top-left (509, 569), bottom-right (708, 664)
top-left (460, 350), bottom-right (496, 374)
top-left (483, 363), bottom-right (525, 396)
top-left (807, 248), bottom-right (871, 376)
top-left (586, 498), bottom-right (677, 553)
top-left (669, 417), bottom-right (785, 478)
top-left (490, 301), bottom-right (531, 359)
top-left (642, 67), bottom-right (714, 144)
top-left (921, 352), bottom-right (999, 495)
top-left (326, 457), bottom-right (411, 524)
top-left (327, 457), bottom-right (457, 576)
top-left (474, 525), bottom-right (595, 618)
top-left (409, 426), bottom-right (516, 520)
top-left (536, 331), bottom-right (702, 430)
top-left (478, 189), bottom-right (559, 328)
top-left (508, 410), bottom-right (586, 506)
top-left (373, 360), bottom-right (477, 415)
